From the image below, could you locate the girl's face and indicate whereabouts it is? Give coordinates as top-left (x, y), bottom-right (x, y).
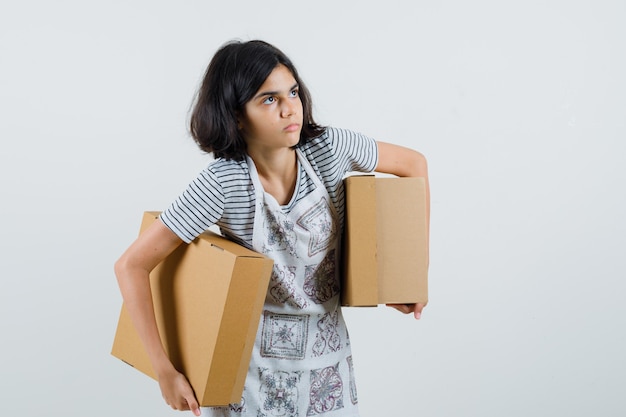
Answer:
top-left (239, 64), bottom-right (303, 153)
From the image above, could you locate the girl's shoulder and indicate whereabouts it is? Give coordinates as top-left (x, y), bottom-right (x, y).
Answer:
top-left (190, 157), bottom-right (251, 196)
top-left (301, 126), bottom-right (345, 153)
top-left (302, 126), bottom-right (376, 157)
top-left (307, 126), bottom-right (373, 145)
top-left (202, 157), bottom-right (250, 179)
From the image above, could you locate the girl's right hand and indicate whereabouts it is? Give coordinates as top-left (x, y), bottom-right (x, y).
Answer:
top-left (157, 367), bottom-right (201, 416)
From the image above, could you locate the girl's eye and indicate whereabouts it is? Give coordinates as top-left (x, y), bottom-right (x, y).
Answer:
top-left (290, 89), bottom-right (299, 97)
top-left (263, 96), bottom-right (275, 104)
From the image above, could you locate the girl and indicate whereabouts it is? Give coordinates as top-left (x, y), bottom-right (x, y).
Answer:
top-left (115, 39), bottom-right (429, 417)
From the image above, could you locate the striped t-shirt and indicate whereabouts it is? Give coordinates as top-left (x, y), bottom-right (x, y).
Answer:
top-left (160, 127), bottom-right (379, 247)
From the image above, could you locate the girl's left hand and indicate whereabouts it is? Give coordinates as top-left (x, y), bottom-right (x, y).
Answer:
top-left (386, 303), bottom-right (427, 320)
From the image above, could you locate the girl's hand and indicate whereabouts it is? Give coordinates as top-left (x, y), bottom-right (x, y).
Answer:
top-left (157, 367), bottom-right (201, 416)
top-left (386, 303), bottom-right (427, 320)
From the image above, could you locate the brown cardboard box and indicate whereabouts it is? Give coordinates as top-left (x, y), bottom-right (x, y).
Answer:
top-left (341, 176), bottom-right (428, 306)
top-left (111, 212), bottom-right (273, 406)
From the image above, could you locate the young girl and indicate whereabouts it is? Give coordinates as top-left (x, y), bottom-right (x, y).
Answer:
top-left (115, 39), bottom-right (429, 417)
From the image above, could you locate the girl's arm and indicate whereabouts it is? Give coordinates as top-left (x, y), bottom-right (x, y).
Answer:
top-left (375, 141), bottom-right (430, 320)
top-left (114, 220), bottom-right (201, 416)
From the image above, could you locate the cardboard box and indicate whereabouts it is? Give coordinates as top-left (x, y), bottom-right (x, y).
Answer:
top-left (111, 212), bottom-right (273, 406)
top-left (341, 176), bottom-right (428, 306)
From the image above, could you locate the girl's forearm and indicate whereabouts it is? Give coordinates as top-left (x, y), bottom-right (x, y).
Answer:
top-left (115, 263), bottom-right (175, 377)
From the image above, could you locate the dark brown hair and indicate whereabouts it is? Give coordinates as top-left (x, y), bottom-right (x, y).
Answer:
top-left (189, 40), bottom-right (325, 160)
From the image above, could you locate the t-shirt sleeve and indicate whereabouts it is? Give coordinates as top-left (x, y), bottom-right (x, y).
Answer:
top-left (325, 126), bottom-right (379, 174)
top-left (159, 168), bottom-right (225, 243)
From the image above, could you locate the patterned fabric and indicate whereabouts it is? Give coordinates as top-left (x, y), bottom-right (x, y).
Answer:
top-left (259, 368), bottom-right (302, 417)
top-left (308, 363), bottom-right (344, 415)
top-left (261, 312), bottom-right (309, 360)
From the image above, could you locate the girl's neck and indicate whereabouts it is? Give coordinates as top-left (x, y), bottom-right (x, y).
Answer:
top-left (249, 148), bottom-right (298, 205)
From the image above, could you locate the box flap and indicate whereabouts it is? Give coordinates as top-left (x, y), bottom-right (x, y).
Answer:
top-left (204, 256), bottom-right (273, 403)
top-left (341, 175), bottom-right (379, 306)
top-left (376, 177), bottom-right (428, 304)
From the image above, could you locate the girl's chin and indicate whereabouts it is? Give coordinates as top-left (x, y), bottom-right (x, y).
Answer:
top-left (286, 133), bottom-right (302, 146)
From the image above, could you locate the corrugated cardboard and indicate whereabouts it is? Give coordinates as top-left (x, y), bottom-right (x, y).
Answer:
top-left (341, 176), bottom-right (428, 306)
top-left (111, 212), bottom-right (273, 406)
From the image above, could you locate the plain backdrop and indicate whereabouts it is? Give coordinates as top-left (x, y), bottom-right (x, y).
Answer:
top-left (1, 1), bottom-right (625, 416)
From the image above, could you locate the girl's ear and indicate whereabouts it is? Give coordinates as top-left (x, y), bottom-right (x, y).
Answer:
top-left (235, 111), bottom-right (242, 130)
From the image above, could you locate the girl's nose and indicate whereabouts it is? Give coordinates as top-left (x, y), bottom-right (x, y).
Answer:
top-left (281, 101), bottom-right (296, 117)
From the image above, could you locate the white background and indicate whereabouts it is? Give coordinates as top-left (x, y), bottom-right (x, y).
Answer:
top-left (1, 1), bottom-right (625, 416)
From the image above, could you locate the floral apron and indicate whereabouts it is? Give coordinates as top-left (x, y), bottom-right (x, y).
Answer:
top-left (205, 149), bottom-right (359, 417)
